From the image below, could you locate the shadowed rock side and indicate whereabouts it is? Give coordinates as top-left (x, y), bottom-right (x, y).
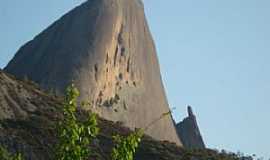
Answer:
top-left (176, 106), bottom-right (205, 149)
top-left (4, 0), bottom-right (181, 145)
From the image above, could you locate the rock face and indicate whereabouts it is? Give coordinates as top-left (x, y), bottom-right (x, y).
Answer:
top-left (4, 0), bottom-right (181, 145)
top-left (176, 106), bottom-right (205, 149)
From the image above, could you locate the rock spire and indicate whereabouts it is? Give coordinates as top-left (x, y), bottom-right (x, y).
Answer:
top-left (176, 106), bottom-right (205, 149)
top-left (5, 0), bottom-right (181, 145)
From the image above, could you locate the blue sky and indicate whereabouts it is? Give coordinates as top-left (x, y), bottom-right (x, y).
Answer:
top-left (0, 0), bottom-right (269, 158)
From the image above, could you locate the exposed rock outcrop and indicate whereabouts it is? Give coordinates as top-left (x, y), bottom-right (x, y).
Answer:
top-left (4, 0), bottom-right (181, 145)
top-left (176, 106), bottom-right (205, 149)
top-left (0, 69), bottom-right (59, 121)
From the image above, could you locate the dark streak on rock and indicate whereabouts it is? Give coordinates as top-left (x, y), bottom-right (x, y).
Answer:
top-left (114, 46), bottom-right (118, 66)
top-left (94, 64), bottom-right (98, 81)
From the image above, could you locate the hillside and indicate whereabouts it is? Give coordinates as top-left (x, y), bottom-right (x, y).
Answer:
top-left (0, 70), bottom-right (255, 160)
top-left (0, 69), bottom-right (181, 160)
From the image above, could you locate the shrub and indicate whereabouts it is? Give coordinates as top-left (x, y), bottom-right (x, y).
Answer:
top-left (111, 129), bottom-right (144, 160)
top-left (55, 84), bottom-right (99, 160)
top-left (111, 108), bottom-right (175, 160)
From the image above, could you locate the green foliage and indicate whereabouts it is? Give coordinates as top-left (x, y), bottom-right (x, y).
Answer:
top-left (111, 108), bottom-right (174, 160)
top-left (111, 129), bottom-right (144, 160)
top-left (55, 84), bottom-right (99, 160)
top-left (0, 146), bottom-right (24, 160)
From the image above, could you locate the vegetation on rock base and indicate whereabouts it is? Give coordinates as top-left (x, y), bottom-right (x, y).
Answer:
top-left (112, 129), bottom-right (143, 160)
top-left (0, 79), bottom-right (267, 160)
top-left (54, 84), bottom-right (143, 160)
top-left (0, 146), bottom-right (23, 160)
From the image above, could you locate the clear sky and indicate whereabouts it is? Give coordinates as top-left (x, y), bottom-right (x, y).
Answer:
top-left (0, 0), bottom-right (269, 158)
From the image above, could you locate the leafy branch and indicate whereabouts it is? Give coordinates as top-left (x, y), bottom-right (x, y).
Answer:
top-left (55, 84), bottom-right (99, 160)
